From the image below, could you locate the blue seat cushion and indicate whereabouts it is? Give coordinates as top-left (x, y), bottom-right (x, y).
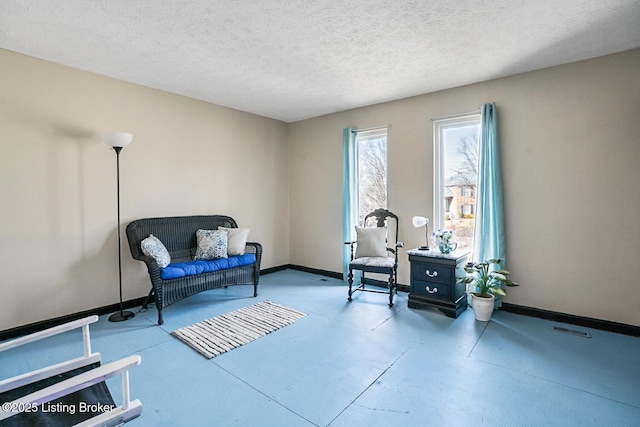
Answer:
top-left (160, 253), bottom-right (256, 280)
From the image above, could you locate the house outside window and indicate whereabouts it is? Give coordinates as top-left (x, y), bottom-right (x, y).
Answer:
top-left (434, 114), bottom-right (480, 254)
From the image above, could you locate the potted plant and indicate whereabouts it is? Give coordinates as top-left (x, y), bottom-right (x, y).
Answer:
top-left (456, 258), bottom-right (518, 321)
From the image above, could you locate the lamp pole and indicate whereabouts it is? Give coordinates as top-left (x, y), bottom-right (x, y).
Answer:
top-left (104, 132), bottom-right (135, 322)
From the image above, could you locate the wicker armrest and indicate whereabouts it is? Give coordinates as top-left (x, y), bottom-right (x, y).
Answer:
top-left (137, 254), bottom-right (162, 272)
top-left (245, 242), bottom-right (262, 269)
top-left (245, 241), bottom-right (262, 253)
top-left (245, 241), bottom-right (262, 259)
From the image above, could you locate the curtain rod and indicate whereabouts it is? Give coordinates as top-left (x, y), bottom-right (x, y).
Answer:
top-left (351, 125), bottom-right (391, 133)
top-left (430, 109), bottom-right (481, 121)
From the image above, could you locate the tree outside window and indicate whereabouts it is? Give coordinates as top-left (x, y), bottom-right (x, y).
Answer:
top-left (357, 130), bottom-right (387, 225)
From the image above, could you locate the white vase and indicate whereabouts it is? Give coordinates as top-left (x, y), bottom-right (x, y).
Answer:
top-left (471, 293), bottom-right (495, 321)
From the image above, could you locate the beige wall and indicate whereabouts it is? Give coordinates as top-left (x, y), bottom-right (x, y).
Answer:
top-left (2, 48), bottom-right (639, 331)
top-left (289, 49), bottom-right (640, 327)
top-left (0, 49), bottom-right (289, 330)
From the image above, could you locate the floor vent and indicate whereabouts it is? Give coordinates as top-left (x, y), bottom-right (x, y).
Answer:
top-left (551, 325), bottom-right (592, 338)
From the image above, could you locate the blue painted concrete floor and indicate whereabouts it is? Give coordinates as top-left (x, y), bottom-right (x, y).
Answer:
top-left (2, 269), bottom-right (639, 426)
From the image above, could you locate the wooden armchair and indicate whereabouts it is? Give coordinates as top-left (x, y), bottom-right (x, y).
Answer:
top-left (345, 208), bottom-right (403, 307)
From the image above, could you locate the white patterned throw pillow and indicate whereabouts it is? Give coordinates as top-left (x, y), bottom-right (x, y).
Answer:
top-left (141, 234), bottom-right (171, 267)
top-left (194, 229), bottom-right (228, 260)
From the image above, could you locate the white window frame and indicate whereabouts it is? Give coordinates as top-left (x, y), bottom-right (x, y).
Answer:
top-left (355, 128), bottom-right (388, 225)
top-left (433, 114), bottom-right (481, 231)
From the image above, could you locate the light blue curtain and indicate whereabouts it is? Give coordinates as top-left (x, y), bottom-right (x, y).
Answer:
top-left (473, 103), bottom-right (506, 268)
top-left (343, 127), bottom-right (358, 281)
top-left (472, 103), bottom-right (505, 308)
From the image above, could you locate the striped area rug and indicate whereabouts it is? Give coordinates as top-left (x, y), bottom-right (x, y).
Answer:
top-left (171, 300), bottom-right (307, 359)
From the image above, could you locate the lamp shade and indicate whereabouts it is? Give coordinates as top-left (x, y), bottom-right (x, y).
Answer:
top-left (412, 216), bottom-right (429, 228)
top-left (103, 132), bottom-right (133, 148)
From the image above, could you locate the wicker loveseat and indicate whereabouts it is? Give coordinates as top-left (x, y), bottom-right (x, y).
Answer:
top-left (126, 215), bottom-right (262, 325)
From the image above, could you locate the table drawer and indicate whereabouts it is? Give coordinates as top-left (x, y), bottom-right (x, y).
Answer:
top-left (411, 279), bottom-right (451, 301)
top-left (412, 263), bottom-right (453, 285)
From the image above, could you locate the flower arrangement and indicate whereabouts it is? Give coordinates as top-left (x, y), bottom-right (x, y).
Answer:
top-left (433, 229), bottom-right (456, 254)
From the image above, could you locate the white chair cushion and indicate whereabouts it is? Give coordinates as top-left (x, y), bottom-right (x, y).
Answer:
top-left (350, 256), bottom-right (395, 268)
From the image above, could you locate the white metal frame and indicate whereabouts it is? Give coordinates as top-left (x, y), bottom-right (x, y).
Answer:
top-left (0, 316), bottom-right (142, 426)
top-left (432, 113), bottom-right (481, 231)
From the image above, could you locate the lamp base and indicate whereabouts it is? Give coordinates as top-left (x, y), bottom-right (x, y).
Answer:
top-left (108, 310), bottom-right (135, 322)
top-left (418, 246), bottom-right (430, 251)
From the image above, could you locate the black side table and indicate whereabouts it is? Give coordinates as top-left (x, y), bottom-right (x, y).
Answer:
top-left (407, 248), bottom-right (469, 318)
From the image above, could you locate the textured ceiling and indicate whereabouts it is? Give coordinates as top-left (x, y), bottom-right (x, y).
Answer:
top-left (1, 1), bottom-right (639, 122)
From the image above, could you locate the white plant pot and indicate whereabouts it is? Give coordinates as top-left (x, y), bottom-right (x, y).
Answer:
top-left (471, 293), bottom-right (495, 321)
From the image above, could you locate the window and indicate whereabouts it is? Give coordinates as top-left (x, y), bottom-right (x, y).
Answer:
top-left (434, 114), bottom-right (480, 254)
top-left (342, 126), bottom-right (388, 279)
top-left (356, 128), bottom-right (387, 225)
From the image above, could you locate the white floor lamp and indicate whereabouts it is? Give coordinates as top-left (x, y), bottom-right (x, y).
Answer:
top-left (104, 132), bottom-right (135, 322)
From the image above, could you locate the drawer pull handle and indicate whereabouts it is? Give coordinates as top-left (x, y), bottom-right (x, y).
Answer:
top-left (426, 286), bottom-right (438, 294)
top-left (426, 270), bottom-right (438, 278)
